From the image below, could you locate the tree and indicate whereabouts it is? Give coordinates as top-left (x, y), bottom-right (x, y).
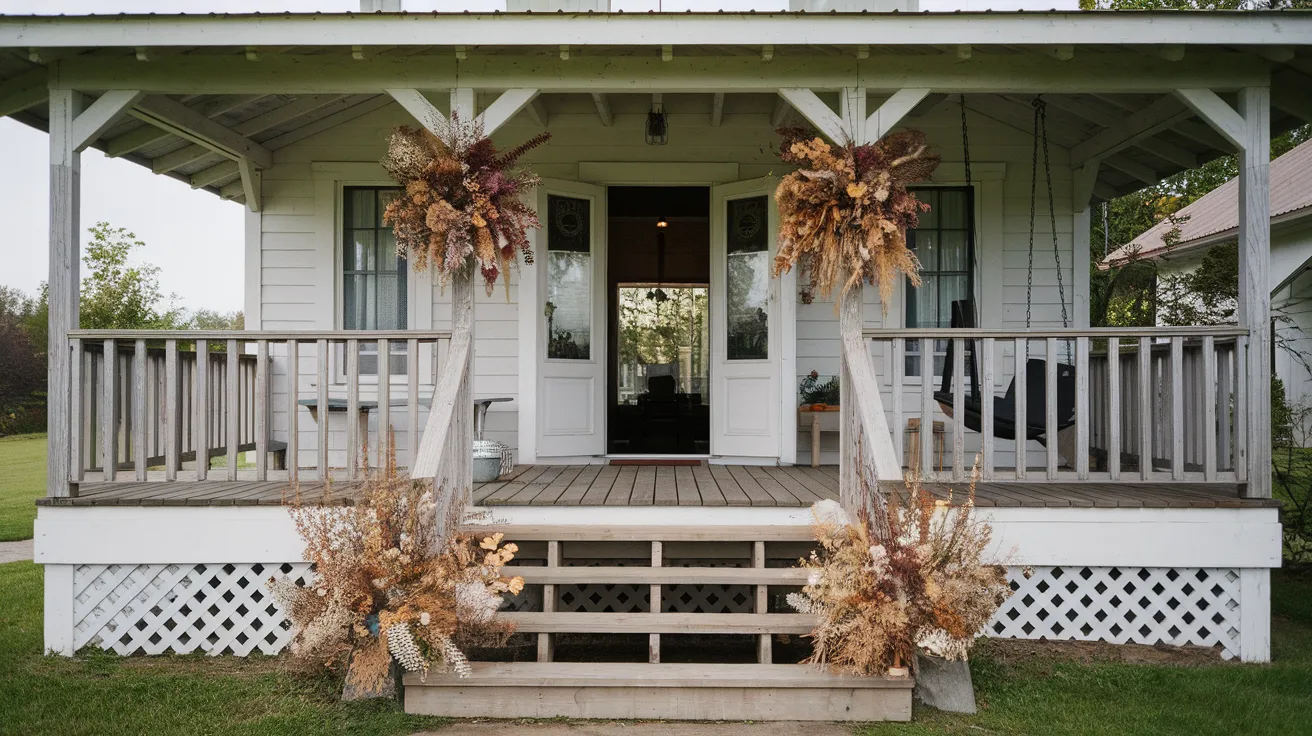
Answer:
top-left (79, 222), bottom-right (188, 331)
top-left (0, 285), bottom-right (46, 435)
top-left (190, 309), bottom-right (245, 331)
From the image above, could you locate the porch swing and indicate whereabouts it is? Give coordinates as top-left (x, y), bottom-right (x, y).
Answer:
top-left (931, 96), bottom-right (1076, 445)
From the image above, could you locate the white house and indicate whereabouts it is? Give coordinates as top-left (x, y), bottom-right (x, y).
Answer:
top-left (4, 1), bottom-right (1307, 721)
top-left (1110, 138), bottom-right (1312, 430)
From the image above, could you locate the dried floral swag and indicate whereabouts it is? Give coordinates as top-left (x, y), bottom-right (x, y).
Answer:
top-left (788, 466), bottom-right (1010, 675)
top-left (270, 437), bottom-right (523, 695)
top-left (382, 114), bottom-right (549, 296)
top-left (772, 128), bottom-right (940, 313)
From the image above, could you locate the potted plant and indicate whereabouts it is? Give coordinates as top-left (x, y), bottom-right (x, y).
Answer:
top-left (799, 370), bottom-right (841, 411)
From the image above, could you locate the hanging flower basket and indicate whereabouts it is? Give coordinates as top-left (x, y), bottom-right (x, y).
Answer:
top-left (772, 128), bottom-right (940, 313)
top-left (381, 115), bottom-right (550, 297)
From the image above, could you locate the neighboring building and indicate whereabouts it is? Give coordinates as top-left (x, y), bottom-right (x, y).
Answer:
top-left (3, 2), bottom-right (1305, 721)
top-left (1109, 138), bottom-right (1312, 426)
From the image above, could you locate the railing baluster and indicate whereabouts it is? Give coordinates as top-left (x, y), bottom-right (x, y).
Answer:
top-left (1217, 341), bottom-right (1233, 472)
top-left (1170, 336), bottom-right (1185, 480)
top-left (1203, 336), bottom-right (1217, 481)
top-left (134, 339), bottom-right (147, 481)
top-left (1107, 337), bottom-right (1121, 481)
top-left (226, 339), bottom-right (240, 480)
top-left (347, 339), bottom-right (360, 479)
top-left (69, 339), bottom-right (83, 485)
top-left (952, 336), bottom-right (965, 480)
top-left (1076, 336), bottom-right (1090, 481)
top-left (1014, 338), bottom-right (1026, 480)
top-left (195, 340), bottom-right (209, 481)
top-left (920, 344), bottom-right (934, 478)
top-left (317, 339), bottom-right (329, 481)
top-left (981, 338), bottom-right (995, 480)
top-left (378, 338), bottom-right (391, 463)
top-left (1137, 337), bottom-right (1152, 481)
top-left (890, 339), bottom-right (903, 468)
top-left (256, 340), bottom-right (269, 482)
top-left (407, 338), bottom-right (420, 470)
top-left (101, 339), bottom-right (117, 481)
top-left (165, 341), bottom-right (179, 481)
top-left (1235, 336), bottom-right (1248, 482)
top-left (288, 340), bottom-right (300, 484)
top-left (1046, 337), bottom-right (1058, 480)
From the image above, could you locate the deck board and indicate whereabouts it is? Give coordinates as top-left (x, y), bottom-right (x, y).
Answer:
top-left (40, 464), bottom-right (1278, 510)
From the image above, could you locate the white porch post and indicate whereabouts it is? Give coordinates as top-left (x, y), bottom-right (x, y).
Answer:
top-left (450, 87), bottom-right (476, 494)
top-left (47, 87), bottom-right (81, 498)
top-left (1238, 86), bottom-right (1272, 501)
top-left (1072, 160), bottom-right (1099, 328)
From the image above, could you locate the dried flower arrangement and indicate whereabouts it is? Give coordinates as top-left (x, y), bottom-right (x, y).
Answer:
top-left (788, 466), bottom-right (1010, 675)
top-left (270, 436), bottom-right (523, 695)
top-left (772, 127), bottom-right (940, 313)
top-left (381, 114), bottom-right (550, 297)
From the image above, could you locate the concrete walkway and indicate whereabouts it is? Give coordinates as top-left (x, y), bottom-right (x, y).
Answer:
top-left (0, 539), bottom-right (34, 564)
top-left (416, 723), bottom-right (854, 736)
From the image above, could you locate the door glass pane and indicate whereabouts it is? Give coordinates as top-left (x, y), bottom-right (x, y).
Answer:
top-left (546, 195), bottom-right (592, 360)
top-left (726, 195), bottom-right (769, 361)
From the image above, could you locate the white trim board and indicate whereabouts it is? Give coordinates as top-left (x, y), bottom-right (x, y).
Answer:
top-left (577, 162), bottom-right (739, 185)
top-left (35, 504), bottom-right (1280, 569)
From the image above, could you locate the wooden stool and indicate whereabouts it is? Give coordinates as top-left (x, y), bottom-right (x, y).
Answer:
top-left (905, 417), bottom-right (946, 472)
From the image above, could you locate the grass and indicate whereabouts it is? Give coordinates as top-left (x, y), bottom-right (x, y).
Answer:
top-left (0, 433), bottom-right (46, 542)
top-left (854, 569), bottom-right (1312, 735)
top-left (0, 560), bottom-right (449, 736)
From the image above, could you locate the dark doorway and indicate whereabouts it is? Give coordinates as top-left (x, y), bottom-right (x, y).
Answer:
top-left (607, 186), bottom-right (711, 455)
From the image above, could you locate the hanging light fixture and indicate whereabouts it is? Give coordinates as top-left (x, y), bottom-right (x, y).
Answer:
top-left (645, 93), bottom-right (668, 146)
top-left (647, 215), bottom-right (669, 303)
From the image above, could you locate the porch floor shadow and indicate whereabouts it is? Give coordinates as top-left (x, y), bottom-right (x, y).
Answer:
top-left (39, 467), bottom-right (1277, 509)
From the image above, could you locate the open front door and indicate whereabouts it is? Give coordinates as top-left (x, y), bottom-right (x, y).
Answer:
top-left (536, 179), bottom-right (607, 458)
top-left (710, 179), bottom-right (794, 461)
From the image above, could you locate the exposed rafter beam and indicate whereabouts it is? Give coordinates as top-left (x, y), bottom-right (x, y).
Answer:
top-left (477, 88), bottom-right (539, 137)
top-left (191, 160), bottom-right (239, 189)
top-left (1103, 154), bottom-right (1157, 186)
top-left (385, 88), bottom-right (446, 134)
top-left (152, 94), bottom-right (341, 174)
top-left (710, 92), bottom-right (724, 128)
top-left (906, 92), bottom-right (947, 120)
top-left (105, 94), bottom-right (264, 158)
top-left (71, 90), bottom-right (143, 152)
top-left (590, 92), bottom-right (612, 127)
top-left (1173, 88), bottom-right (1247, 151)
top-left (129, 95), bottom-right (273, 168)
top-left (866, 88), bottom-right (931, 143)
top-left (0, 67), bottom-right (47, 119)
top-left (259, 95), bottom-right (392, 151)
top-left (1069, 94), bottom-right (1191, 164)
top-left (778, 88), bottom-right (846, 144)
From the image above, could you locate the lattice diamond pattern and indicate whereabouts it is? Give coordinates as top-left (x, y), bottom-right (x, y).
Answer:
top-left (73, 562), bottom-right (312, 656)
top-left (989, 566), bottom-right (1243, 659)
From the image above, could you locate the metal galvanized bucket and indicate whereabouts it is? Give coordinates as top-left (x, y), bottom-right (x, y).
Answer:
top-left (473, 439), bottom-right (509, 483)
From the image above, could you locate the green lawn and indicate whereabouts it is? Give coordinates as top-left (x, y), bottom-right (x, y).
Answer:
top-left (0, 433), bottom-right (46, 542)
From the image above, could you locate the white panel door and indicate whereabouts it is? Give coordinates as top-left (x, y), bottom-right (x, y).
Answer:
top-left (536, 180), bottom-right (607, 458)
top-left (710, 179), bottom-right (787, 460)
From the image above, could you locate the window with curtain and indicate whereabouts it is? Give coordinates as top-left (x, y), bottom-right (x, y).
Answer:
top-left (904, 187), bottom-right (973, 378)
top-left (342, 186), bottom-right (407, 375)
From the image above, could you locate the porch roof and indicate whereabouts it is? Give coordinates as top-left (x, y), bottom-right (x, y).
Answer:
top-left (3, 10), bottom-right (1312, 206)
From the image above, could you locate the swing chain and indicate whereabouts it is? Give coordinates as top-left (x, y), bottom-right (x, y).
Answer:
top-left (960, 93), bottom-right (972, 187)
top-left (1026, 96), bottom-right (1070, 331)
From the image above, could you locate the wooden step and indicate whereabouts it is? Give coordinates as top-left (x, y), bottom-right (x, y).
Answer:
top-left (461, 524), bottom-right (815, 542)
top-left (502, 611), bottom-right (815, 634)
top-left (404, 662), bottom-right (913, 721)
top-left (511, 565), bottom-right (812, 585)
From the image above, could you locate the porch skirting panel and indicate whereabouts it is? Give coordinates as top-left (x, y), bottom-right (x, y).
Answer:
top-left (46, 559), bottom-right (1265, 662)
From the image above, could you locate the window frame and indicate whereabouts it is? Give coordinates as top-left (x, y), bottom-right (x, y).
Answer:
top-left (334, 182), bottom-right (416, 383)
top-left (902, 185), bottom-right (976, 380)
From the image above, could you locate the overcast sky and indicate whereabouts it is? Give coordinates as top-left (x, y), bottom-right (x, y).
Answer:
top-left (1, 0), bottom-right (1075, 314)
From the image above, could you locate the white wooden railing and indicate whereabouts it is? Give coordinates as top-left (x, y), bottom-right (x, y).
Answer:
top-left (860, 326), bottom-right (1250, 483)
top-left (67, 329), bottom-right (452, 484)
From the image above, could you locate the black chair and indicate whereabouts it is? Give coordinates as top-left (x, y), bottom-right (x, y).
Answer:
top-left (932, 300), bottom-right (1076, 446)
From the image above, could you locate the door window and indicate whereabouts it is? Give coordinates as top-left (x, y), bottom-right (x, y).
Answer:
top-left (725, 195), bottom-right (770, 361)
top-left (545, 194), bottom-right (592, 360)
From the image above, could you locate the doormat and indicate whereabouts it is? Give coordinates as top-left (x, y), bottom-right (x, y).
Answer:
top-left (608, 459), bottom-right (703, 466)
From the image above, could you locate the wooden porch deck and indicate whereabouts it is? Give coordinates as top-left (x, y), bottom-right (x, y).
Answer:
top-left (38, 464), bottom-right (1277, 509)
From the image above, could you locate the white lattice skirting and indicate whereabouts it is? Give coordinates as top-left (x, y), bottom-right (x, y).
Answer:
top-left (73, 562), bottom-right (312, 656)
top-left (992, 565), bottom-right (1244, 659)
top-left (69, 562), bottom-right (1246, 659)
